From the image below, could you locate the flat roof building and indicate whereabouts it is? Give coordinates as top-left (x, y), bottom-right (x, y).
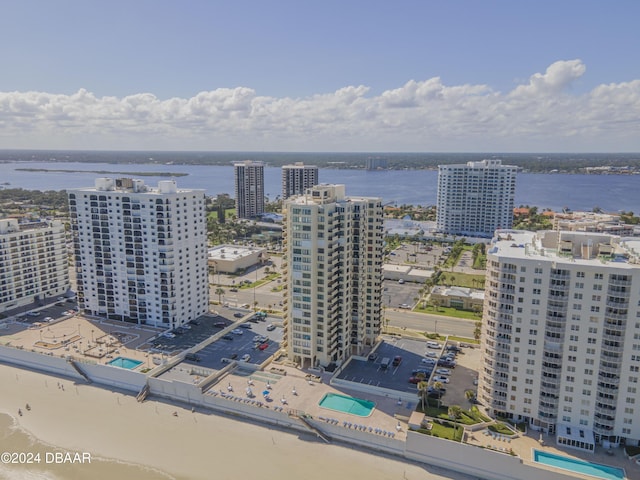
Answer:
top-left (480, 229), bottom-right (640, 451)
top-left (235, 160), bottom-right (265, 219)
top-left (68, 178), bottom-right (208, 328)
top-left (282, 162), bottom-right (318, 200)
top-left (0, 219), bottom-right (69, 314)
top-left (437, 159), bottom-right (517, 238)
top-left (208, 245), bottom-right (267, 274)
top-left (283, 184), bottom-right (384, 368)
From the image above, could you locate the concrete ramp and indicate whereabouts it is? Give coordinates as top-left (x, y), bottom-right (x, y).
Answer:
top-left (136, 383), bottom-right (150, 402)
top-left (68, 359), bottom-right (92, 383)
top-left (297, 414), bottom-right (331, 444)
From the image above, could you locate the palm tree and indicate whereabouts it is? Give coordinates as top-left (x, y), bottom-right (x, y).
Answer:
top-left (214, 287), bottom-right (225, 304)
top-left (474, 321), bottom-right (482, 341)
top-left (448, 404), bottom-right (463, 439)
top-left (417, 380), bottom-right (429, 411)
top-left (464, 389), bottom-right (476, 406)
top-left (433, 381), bottom-right (444, 408)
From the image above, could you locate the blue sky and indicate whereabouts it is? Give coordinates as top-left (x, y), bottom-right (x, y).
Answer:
top-left (1, 0), bottom-right (639, 152)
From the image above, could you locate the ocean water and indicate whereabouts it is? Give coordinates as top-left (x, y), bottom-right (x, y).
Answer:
top-left (0, 414), bottom-right (173, 480)
top-left (2, 159), bottom-right (639, 214)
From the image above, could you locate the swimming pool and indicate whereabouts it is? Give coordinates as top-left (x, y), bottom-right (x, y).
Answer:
top-left (318, 393), bottom-right (375, 417)
top-left (533, 450), bottom-right (626, 480)
top-left (107, 357), bottom-right (143, 370)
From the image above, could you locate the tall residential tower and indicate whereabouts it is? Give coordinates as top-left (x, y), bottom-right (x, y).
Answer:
top-left (436, 159), bottom-right (517, 237)
top-left (234, 160), bottom-right (265, 219)
top-left (68, 178), bottom-right (208, 328)
top-left (281, 162), bottom-right (319, 200)
top-left (282, 184), bottom-right (384, 368)
top-left (0, 219), bottom-right (69, 314)
top-left (480, 230), bottom-right (640, 451)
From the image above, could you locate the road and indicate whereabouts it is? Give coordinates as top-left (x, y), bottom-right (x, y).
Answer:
top-left (385, 309), bottom-right (477, 339)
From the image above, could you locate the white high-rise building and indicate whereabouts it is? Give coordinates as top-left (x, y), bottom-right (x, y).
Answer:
top-left (480, 229), bottom-right (640, 451)
top-left (283, 184), bottom-right (384, 368)
top-left (436, 159), bottom-right (517, 237)
top-left (281, 162), bottom-right (318, 200)
top-left (68, 178), bottom-right (208, 328)
top-left (234, 160), bottom-right (265, 219)
top-left (0, 219), bottom-right (69, 314)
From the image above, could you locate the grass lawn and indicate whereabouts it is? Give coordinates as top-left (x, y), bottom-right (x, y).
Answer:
top-left (239, 273), bottom-right (280, 289)
top-left (488, 423), bottom-right (516, 436)
top-left (437, 272), bottom-right (486, 288)
top-left (424, 421), bottom-right (464, 441)
top-left (415, 304), bottom-right (482, 320)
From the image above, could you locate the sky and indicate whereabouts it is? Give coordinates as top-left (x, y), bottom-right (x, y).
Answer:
top-left (0, 0), bottom-right (639, 152)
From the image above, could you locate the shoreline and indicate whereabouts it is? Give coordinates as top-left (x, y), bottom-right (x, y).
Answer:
top-left (0, 363), bottom-right (470, 480)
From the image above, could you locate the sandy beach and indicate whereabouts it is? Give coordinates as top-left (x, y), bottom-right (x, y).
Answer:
top-left (0, 363), bottom-right (473, 480)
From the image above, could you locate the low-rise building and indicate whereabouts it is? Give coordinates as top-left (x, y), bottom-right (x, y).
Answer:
top-left (208, 245), bottom-right (267, 274)
top-left (429, 285), bottom-right (484, 311)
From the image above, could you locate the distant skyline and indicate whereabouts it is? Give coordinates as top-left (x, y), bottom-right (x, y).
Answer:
top-left (1, 0), bottom-right (639, 152)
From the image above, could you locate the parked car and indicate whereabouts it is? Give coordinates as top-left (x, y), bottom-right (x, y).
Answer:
top-left (161, 332), bottom-right (176, 338)
top-left (435, 368), bottom-right (452, 376)
top-left (433, 375), bottom-right (450, 383)
top-left (392, 355), bottom-right (402, 366)
top-left (230, 353), bottom-right (238, 359)
top-left (266, 324), bottom-right (276, 331)
top-left (241, 354), bottom-right (251, 362)
top-left (408, 376), bottom-right (425, 384)
top-left (234, 312), bottom-right (244, 318)
top-left (231, 329), bottom-right (244, 335)
top-left (398, 279), bottom-right (405, 284)
top-left (412, 368), bottom-right (432, 376)
top-left (258, 343), bottom-right (269, 351)
top-left (185, 353), bottom-right (200, 362)
top-left (27, 311), bottom-right (40, 317)
top-left (240, 323), bottom-right (252, 329)
top-left (421, 358), bottom-right (436, 364)
top-left (399, 303), bottom-right (410, 309)
top-left (229, 288), bottom-right (238, 292)
top-left (44, 317), bottom-right (54, 322)
top-left (426, 341), bottom-right (441, 349)
top-left (222, 335), bottom-right (234, 341)
top-left (368, 353), bottom-right (378, 362)
top-left (424, 351), bottom-right (437, 358)
top-left (214, 321), bottom-right (226, 328)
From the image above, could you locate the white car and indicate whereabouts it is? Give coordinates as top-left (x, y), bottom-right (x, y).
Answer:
top-left (421, 358), bottom-right (436, 364)
top-left (425, 351), bottom-right (437, 358)
top-left (162, 332), bottom-right (176, 338)
top-left (426, 341), bottom-right (441, 349)
top-left (241, 354), bottom-right (251, 362)
top-left (44, 317), bottom-right (54, 322)
top-left (435, 368), bottom-right (451, 376)
top-left (433, 375), bottom-right (450, 384)
top-left (231, 329), bottom-right (244, 335)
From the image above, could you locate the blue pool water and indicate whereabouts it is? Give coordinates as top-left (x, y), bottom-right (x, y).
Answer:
top-left (107, 357), bottom-right (143, 370)
top-left (318, 393), bottom-right (375, 417)
top-left (533, 450), bottom-right (626, 480)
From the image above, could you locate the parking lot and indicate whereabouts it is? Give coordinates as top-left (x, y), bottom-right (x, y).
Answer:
top-left (382, 279), bottom-right (423, 309)
top-left (181, 313), bottom-right (283, 370)
top-left (336, 336), bottom-right (480, 408)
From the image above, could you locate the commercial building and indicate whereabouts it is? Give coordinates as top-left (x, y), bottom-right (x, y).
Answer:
top-left (283, 184), bottom-right (384, 368)
top-left (235, 160), bottom-right (265, 218)
top-left (429, 285), bottom-right (484, 311)
top-left (68, 178), bottom-right (208, 328)
top-left (480, 229), bottom-right (640, 451)
top-left (0, 219), bottom-right (69, 314)
top-left (208, 245), bottom-right (267, 274)
top-left (281, 162), bottom-right (319, 200)
top-left (436, 159), bottom-right (517, 237)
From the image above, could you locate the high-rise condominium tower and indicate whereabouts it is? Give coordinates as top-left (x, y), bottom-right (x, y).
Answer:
top-left (283, 184), bottom-right (384, 368)
top-left (68, 178), bottom-right (208, 328)
top-left (436, 159), bottom-right (517, 237)
top-left (480, 230), bottom-right (640, 450)
top-left (234, 160), bottom-right (265, 219)
top-left (0, 219), bottom-right (69, 314)
top-left (281, 162), bottom-right (319, 200)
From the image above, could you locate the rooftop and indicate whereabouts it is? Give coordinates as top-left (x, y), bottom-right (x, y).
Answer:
top-left (489, 229), bottom-right (640, 268)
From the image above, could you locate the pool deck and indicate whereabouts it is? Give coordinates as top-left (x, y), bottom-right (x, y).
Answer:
top-left (465, 427), bottom-right (635, 480)
top-left (211, 364), bottom-right (413, 441)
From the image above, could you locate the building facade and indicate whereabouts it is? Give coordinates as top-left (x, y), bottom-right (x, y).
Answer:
top-left (480, 230), bottom-right (640, 450)
top-left (68, 178), bottom-right (208, 328)
top-left (0, 219), bottom-right (69, 314)
top-left (436, 159), bottom-right (517, 237)
top-left (235, 160), bottom-right (265, 218)
top-left (282, 185), bottom-right (384, 368)
top-left (281, 162), bottom-right (319, 200)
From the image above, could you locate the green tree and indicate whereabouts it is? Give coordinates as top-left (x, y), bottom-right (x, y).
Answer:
top-left (417, 380), bottom-right (429, 411)
top-left (474, 321), bottom-right (482, 341)
top-left (214, 288), bottom-right (225, 304)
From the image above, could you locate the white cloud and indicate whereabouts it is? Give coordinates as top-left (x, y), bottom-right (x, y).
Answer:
top-left (0, 59), bottom-right (638, 151)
